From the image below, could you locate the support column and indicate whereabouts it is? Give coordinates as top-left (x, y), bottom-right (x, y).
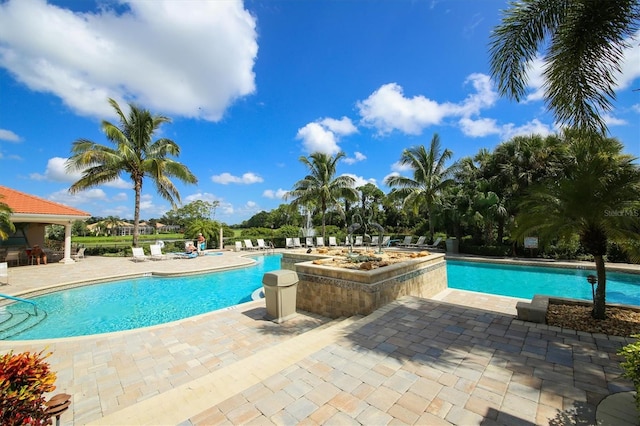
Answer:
top-left (61, 222), bottom-right (75, 264)
top-left (219, 227), bottom-right (223, 250)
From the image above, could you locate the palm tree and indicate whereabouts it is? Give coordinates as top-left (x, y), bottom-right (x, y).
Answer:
top-left (515, 130), bottom-right (640, 319)
top-left (489, 0), bottom-right (640, 134)
top-left (385, 134), bottom-right (454, 240)
top-left (0, 196), bottom-right (14, 240)
top-left (286, 152), bottom-right (358, 240)
top-left (67, 98), bottom-right (197, 247)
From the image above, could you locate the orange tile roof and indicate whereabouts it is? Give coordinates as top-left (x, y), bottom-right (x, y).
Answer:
top-left (0, 185), bottom-right (91, 217)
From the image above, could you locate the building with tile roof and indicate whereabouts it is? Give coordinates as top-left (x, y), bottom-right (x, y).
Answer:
top-left (0, 185), bottom-right (91, 264)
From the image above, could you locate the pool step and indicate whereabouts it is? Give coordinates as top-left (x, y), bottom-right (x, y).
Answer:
top-left (89, 315), bottom-right (363, 426)
top-left (0, 306), bottom-right (48, 340)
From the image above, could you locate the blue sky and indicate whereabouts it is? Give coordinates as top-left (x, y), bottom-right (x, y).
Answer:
top-left (1, 0), bottom-right (639, 225)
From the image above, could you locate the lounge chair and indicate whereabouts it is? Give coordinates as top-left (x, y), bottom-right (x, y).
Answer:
top-left (316, 237), bottom-right (325, 247)
top-left (173, 251), bottom-right (198, 259)
top-left (285, 238), bottom-right (294, 249)
top-left (370, 235), bottom-right (379, 246)
top-left (149, 244), bottom-right (167, 260)
top-left (293, 237), bottom-right (302, 248)
top-left (235, 241), bottom-right (243, 251)
top-left (343, 236), bottom-right (352, 246)
top-left (0, 262), bottom-right (7, 285)
top-left (354, 236), bottom-right (363, 247)
top-left (410, 236), bottom-right (426, 247)
top-left (4, 249), bottom-right (20, 266)
top-left (328, 236), bottom-right (337, 247)
top-left (420, 237), bottom-right (443, 249)
top-left (131, 247), bottom-right (149, 262)
top-left (305, 237), bottom-right (314, 247)
top-left (257, 239), bottom-right (267, 250)
top-left (71, 247), bottom-right (86, 261)
top-left (381, 236), bottom-right (391, 246)
top-left (244, 239), bottom-right (256, 250)
top-left (397, 236), bottom-right (413, 247)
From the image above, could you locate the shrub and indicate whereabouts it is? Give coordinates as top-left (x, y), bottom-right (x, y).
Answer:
top-left (618, 335), bottom-right (640, 419)
top-left (0, 350), bottom-right (57, 425)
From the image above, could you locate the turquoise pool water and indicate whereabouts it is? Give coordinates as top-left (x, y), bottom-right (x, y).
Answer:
top-left (447, 260), bottom-right (640, 305)
top-left (2, 254), bottom-right (282, 340)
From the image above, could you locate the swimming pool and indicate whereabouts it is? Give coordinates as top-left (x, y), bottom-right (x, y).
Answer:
top-left (447, 259), bottom-right (640, 305)
top-left (1, 254), bottom-right (282, 340)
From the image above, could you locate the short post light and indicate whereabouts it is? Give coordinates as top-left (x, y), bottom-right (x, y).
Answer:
top-left (587, 274), bottom-right (598, 303)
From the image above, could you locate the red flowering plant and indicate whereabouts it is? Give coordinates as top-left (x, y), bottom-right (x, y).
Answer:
top-left (0, 350), bottom-right (57, 425)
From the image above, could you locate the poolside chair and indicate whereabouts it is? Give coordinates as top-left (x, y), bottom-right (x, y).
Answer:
top-left (285, 238), bottom-right (294, 249)
top-left (410, 236), bottom-right (426, 247)
top-left (235, 241), bottom-right (243, 251)
top-left (328, 236), bottom-right (337, 247)
top-left (0, 262), bottom-right (8, 285)
top-left (316, 236), bottom-right (325, 247)
top-left (293, 237), bottom-right (302, 248)
top-left (4, 248), bottom-right (20, 266)
top-left (397, 236), bottom-right (413, 247)
top-left (343, 235), bottom-right (352, 246)
top-left (381, 236), bottom-right (391, 247)
top-left (370, 235), bottom-right (379, 246)
top-left (420, 236), bottom-right (443, 249)
top-left (149, 244), bottom-right (167, 260)
top-left (257, 239), bottom-right (267, 250)
top-left (131, 247), bottom-right (148, 262)
top-left (244, 239), bottom-right (256, 250)
top-left (71, 247), bottom-right (86, 261)
top-left (305, 237), bottom-right (314, 247)
top-left (354, 236), bottom-right (363, 247)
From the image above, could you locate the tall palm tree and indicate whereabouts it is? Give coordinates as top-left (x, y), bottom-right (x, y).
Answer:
top-left (286, 152), bottom-right (358, 240)
top-left (489, 0), bottom-right (640, 134)
top-left (67, 98), bottom-right (197, 247)
top-left (385, 134), bottom-right (454, 240)
top-left (515, 130), bottom-right (640, 319)
top-left (0, 196), bottom-right (14, 240)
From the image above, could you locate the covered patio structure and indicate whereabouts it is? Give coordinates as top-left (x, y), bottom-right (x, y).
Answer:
top-left (0, 185), bottom-right (91, 264)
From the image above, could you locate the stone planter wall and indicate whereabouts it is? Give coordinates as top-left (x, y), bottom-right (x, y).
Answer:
top-left (280, 252), bottom-right (447, 318)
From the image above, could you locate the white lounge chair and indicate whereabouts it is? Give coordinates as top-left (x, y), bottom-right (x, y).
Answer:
top-left (381, 236), bottom-right (391, 246)
top-left (4, 249), bottom-right (20, 266)
top-left (410, 236), bottom-right (426, 247)
top-left (293, 237), bottom-right (302, 248)
top-left (257, 239), bottom-right (267, 250)
top-left (316, 237), bottom-right (325, 247)
top-left (149, 244), bottom-right (167, 260)
top-left (286, 238), bottom-right (294, 249)
top-left (420, 237), bottom-right (443, 249)
top-left (343, 236), bottom-right (352, 246)
top-left (0, 262), bottom-right (7, 285)
top-left (328, 236), bottom-right (337, 247)
top-left (235, 241), bottom-right (243, 251)
top-left (370, 235), bottom-right (379, 246)
top-left (131, 247), bottom-right (148, 262)
top-left (397, 236), bottom-right (413, 247)
top-left (71, 247), bottom-right (86, 261)
top-left (354, 236), bottom-right (363, 247)
top-left (305, 237), bottom-right (314, 247)
top-left (244, 239), bottom-right (256, 250)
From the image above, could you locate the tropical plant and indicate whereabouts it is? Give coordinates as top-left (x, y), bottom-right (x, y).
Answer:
top-left (0, 350), bottom-right (57, 425)
top-left (618, 335), bottom-right (640, 417)
top-left (0, 196), bottom-right (14, 240)
top-left (514, 130), bottom-right (640, 319)
top-left (286, 152), bottom-right (358, 239)
top-left (385, 134), bottom-right (454, 240)
top-left (489, 0), bottom-right (640, 134)
top-left (67, 98), bottom-right (197, 247)
top-left (184, 219), bottom-right (220, 249)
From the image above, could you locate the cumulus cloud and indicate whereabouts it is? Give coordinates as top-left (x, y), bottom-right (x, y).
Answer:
top-left (0, 129), bottom-right (21, 142)
top-left (343, 151), bottom-right (366, 165)
top-left (341, 173), bottom-right (375, 188)
top-left (382, 172), bottom-right (400, 186)
top-left (391, 161), bottom-right (413, 173)
top-left (48, 187), bottom-right (107, 207)
top-left (184, 192), bottom-right (221, 204)
top-left (500, 119), bottom-right (555, 139)
top-left (603, 113), bottom-right (627, 127)
top-left (296, 116), bottom-right (357, 154)
top-left (30, 156), bottom-right (130, 188)
top-left (263, 189), bottom-right (288, 199)
top-left (0, 0), bottom-right (258, 121)
top-left (211, 172), bottom-right (263, 185)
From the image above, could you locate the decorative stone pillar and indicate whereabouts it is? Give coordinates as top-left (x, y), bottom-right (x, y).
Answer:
top-left (61, 222), bottom-right (75, 264)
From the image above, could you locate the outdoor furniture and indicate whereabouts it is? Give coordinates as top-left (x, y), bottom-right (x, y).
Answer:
top-left (354, 236), bottom-right (363, 246)
top-left (131, 247), bottom-right (148, 262)
top-left (4, 249), bottom-right (20, 266)
top-left (305, 237), bottom-right (314, 247)
top-left (370, 235), bottom-right (379, 246)
top-left (397, 236), bottom-right (413, 247)
top-left (235, 241), bottom-right (243, 251)
top-left (293, 237), bottom-right (302, 248)
top-left (328, 237), bottom-right (337, 247)
top-left (149, 244), bottom-right (167, 260)
top-left (257, 239), bottom-right (267, 250)
top-left (420, 236), bottom-right (443, 249)
top-left (0, 262), bottom-right (7, 285)
top-left (244, 239), bottom-right (256, 250)
top-left (71, 247), bottom-right (86, 261)
top-left (409, 236), bottom-right (426, 247)
top-left (286, 238), bottom-right (294, 249)
top-left (316, 237), bottom-right (325, 247)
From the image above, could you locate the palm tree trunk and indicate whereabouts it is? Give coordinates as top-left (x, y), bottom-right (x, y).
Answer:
top-left (592, 255), bottom-right (607, 320)
top-left (133, 180), bottom-right (141, 248)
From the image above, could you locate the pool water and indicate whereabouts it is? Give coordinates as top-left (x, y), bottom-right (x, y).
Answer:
top-left (2, 254), bottom-right (282, 340)
top-left (447, 260), bottom-right (640, 305)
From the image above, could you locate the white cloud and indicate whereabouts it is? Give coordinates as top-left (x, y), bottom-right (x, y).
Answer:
top-left (357, 83), bottom-right (453, 135)
top-left (0, 129), bottom-right (21, 142)
top-left (603, 113), bottom-right (628, 127)
top-left (211, 172), bottom-right (263, 185)
top-left (382, 172), bottom-right (400, 186)
top-left (112, 192), bottom-right (127, 202)
top-left (0, 0), bottom-right (257, 121)
top-left (320, 117), bottom-right (358, 136)
top-left (391, 162), bottom-right (413, 173)
top-left (184, 192), bottom-right (221, 203)
top-left (48, 187), bottom-right (107, 207)
top-left (616, 31), bottom-right (640, 91)
top-left (523, 57), bottom-right (546, 103)
top-left (296, 122), bottom-right (341, 155)
top-left (458, 117), bottom-right (501, 138)
top-left (500, 119), bottom-right (555, 139)
top-left (632, 104), bottom-right (640, 114)
top-left (343, 151), bottom-right (366, 165)
top-left (246, 201), bottom-right (257, 209)
top-left (263, 189), bottom-right (288, 199)
top-left (341, 173), bottom-right (375, 188)
top-left (30, 156), bottom-right (130, 188)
